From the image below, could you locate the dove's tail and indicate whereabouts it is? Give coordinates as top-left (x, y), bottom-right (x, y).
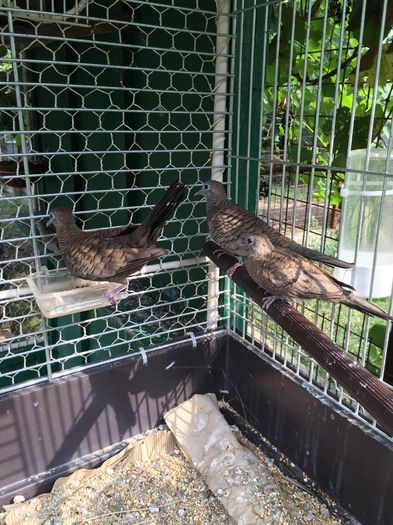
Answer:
top-left (341, 292), bottom-right (393, 321)
top-left (134, 180), bottom-right (187, 245)
top-left (289, 243), bottom-right (354, 269)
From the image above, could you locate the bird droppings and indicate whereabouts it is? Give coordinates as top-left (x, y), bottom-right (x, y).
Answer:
top-left (0, 425), bottom-right (349, 525)
top-left (11, 496), bottom-right (25, 505)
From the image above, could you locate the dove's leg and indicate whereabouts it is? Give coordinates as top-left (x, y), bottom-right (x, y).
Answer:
top-left (226, 262), bottom-right (244, 279)
top-left (108, 284), bottom-right (128, 305)
top-left (261, 295), bottom-right (290, 310)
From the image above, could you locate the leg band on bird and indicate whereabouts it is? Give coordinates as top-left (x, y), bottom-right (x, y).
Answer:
top-left (226, 262), bottom-right (244, 279)
top-left (108, 284), bottom-right (128, 305)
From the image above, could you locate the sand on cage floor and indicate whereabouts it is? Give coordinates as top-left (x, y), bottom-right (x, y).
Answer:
top-left (1, 427), bottom-right (347, 525)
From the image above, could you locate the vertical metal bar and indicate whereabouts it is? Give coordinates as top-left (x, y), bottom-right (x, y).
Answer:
top-left (291, 0), bottom-right (313, 374)
top-left (234, 0), bottom-right (244, 205)
top-left (304, 0), bottom-right (329, 248)
top-left (6, 2), bottom-right (53, 381)
top-left (244, 0), bottom-right (257, 211)
top-left (241, 0), bottom-right (258, 342)
top-left (254, 3), bottom-right (270, 336)
top-left (365, 117), bottom-right (393, 384)
top-left (207, 0), bottom-right (230, 330)
top-left (383, 327), bottom-right (393, 384)
top-left (320, 0), bottom-right (347, 247)
top-left (267, 0), bottom-right (282, 227)
top-left (256, 2), bottom-right (269, 215)
top-left (279, 0), bottom-right (297, 232)
top-left (337, 0), bottom-right (366, 262)
top-left (227, 1), bottom-right (237, 333)
top-left (231, 0), bottom-right (244, 333)
top-left (279, 0), bottom-right (297, 365)
top-left (319, 1), bottom-right (348, 349)
top-left (304, 0), bottom-right (330, 385)
top-left (292, 0), bottom-right (313, 244)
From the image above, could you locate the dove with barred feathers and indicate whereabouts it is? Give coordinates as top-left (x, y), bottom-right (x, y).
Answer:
top-left (47, 180), bottom-right (186, 304)
top-left (237, 233), bottom-right (392, 321)
top-left (196, 180), bottom-right (354, 277)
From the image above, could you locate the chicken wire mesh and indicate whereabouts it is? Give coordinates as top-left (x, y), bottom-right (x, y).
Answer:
top-left (1, 0), bottom-right (393, 442)
top-left (0, 0), bottom-right (230, 390)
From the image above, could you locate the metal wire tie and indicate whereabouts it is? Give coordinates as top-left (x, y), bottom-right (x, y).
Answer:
top-left (187, 331), bottom-right (197, 349)
top-left (138, 346), bottom-right (148, 365)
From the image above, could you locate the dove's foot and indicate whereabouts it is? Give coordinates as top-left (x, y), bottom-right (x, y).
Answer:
top-left (226, 262), bottom-right (244, 279)
top-left (108, 284), bottom-right (128, 305)
top-left (261, 295), bottom-right (290, 310)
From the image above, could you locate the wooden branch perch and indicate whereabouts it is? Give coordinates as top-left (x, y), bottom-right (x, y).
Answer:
top-left (203, 240), bottom-right (393, 436)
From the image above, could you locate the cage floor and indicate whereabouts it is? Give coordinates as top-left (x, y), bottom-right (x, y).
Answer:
top-left (1, 421), bottom-right (348, 525)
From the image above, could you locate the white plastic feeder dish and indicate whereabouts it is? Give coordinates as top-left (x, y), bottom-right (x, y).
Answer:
top-left (27, 267), bottom-right (127, 318)
top-left (334, 148), bottom-right (393, 299)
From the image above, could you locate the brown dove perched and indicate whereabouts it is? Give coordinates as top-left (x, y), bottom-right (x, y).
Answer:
top-left (196, 180), bottom-right (353, 277)
top-left (47, 180), bottom-right (186, 303)
top-left (237, 233), bottom-right (393, 321)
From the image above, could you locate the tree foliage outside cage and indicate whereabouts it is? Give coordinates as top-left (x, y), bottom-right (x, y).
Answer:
top-left (262, 0), bottom-right (393, 206)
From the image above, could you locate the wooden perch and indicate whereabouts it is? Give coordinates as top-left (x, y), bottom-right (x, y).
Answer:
top-left (203, 240), bottom-right (393, 436)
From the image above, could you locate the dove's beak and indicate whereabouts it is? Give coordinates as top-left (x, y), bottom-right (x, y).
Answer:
top-left (195, 187), bottom-right (204, 197)
top-left (46, 216), bottom-right (54, 227)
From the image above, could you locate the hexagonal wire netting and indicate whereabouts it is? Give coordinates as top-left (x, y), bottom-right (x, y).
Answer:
top-left (0, 0), bottom-right (230, 390)
top-left (0, 0), bottom-right (393, 442)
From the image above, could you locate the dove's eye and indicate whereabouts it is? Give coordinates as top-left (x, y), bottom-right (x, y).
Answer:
top-left (247, 238), bottom-right (253, 245)
top-left (204, 184), bottom-right (209, 190)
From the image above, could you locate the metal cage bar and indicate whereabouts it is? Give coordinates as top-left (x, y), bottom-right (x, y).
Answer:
top-left (228, 0), bottom-right (393, 441)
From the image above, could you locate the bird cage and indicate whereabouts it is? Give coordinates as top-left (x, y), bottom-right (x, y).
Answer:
top-left (0, 1), bottom-right (392, 524)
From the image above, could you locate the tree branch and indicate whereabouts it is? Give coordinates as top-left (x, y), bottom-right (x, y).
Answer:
top-left (293, 46), bottom-right (360, 85)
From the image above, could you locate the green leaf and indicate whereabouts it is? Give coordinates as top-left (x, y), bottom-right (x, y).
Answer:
top-left (321, 81), bottom-right (336, 99)
top-left (369, 323), bottom-right (387, 349)
top-left (310, 19), bottom-right (324, 43)
top-left (329, 187), bottom-right (342, 206)
top-left (280, 4), bottom-right (307, 44)
top-left (368, 344), bottom-right (382, 367)
top-left (356, 44), bottom-right (393, 87)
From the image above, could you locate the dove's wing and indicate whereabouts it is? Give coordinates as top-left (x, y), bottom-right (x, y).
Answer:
top-left (63, 235), bottom-right (166, 282)
top-left (209, 203), bottom-right (259, 252)
top-left (246, 250), bottom-right (344, 300)
top-left (281, 255), bottom-right (344, 300)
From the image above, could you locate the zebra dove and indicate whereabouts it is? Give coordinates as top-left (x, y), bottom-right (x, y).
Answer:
top-left (196, 180), bottom-right (353, 273)
top-left (238, 233), bottom-right (392, 321)
top-left (47, 180), bottom-right (186, 303)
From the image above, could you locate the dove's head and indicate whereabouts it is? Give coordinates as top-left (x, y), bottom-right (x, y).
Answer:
top-left (195, 180), bottom-right (228, 202)
top-left (47, 207), bottom-right (76, 230)
top-left (238, 233), bottom-right (274, 257)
